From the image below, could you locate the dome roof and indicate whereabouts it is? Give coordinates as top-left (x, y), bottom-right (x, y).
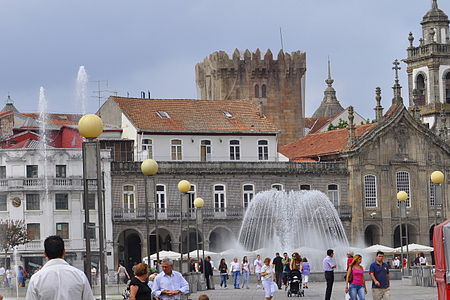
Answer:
top-left (422, 0), bottom-right (449, 24)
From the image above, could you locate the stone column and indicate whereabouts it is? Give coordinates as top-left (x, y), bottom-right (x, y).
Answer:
top-left (428, 64), bottom-right (440, 103)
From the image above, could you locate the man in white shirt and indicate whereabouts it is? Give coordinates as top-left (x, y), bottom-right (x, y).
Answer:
top-left (26, 235), bottom-right (94, 300)
top-left (253, 255), bottom-right (263, 289)
top-left (152, 258), bottom-right (189, 300)
top-left (230, 257), bottom-right (241, 289)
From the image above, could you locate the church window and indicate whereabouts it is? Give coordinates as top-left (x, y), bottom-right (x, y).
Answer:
top-left (327, 184), bottom-right (339, 208)
top-left (445, 72), bottom-right (450, 104)
top-left (364, 175), bottom-right (377, 208)
top-left (416, 74), bottom-right (426, 105)
top-left (254, 84), bottom-right (260, 98)
top-left (261, 84), bottom-right (267, 98)
top-left (396, 171), bottom-right (411, 207)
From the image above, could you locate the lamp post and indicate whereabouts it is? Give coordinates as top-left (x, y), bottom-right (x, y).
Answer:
top-left (397, 191), bottom-right (407, 274)
top-left (194, 197), bottom-right (205, 273)
top-left (141, 159), bottom-right (159, 270)
top-left (78, 114), bottom-right (106, 300)
top-left (431, 171), bottom-right (445, 227)
top-left (178, 180), bottom-right (191, 272)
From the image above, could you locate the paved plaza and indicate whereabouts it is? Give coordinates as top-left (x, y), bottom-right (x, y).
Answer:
top-left (1, 279), bottom-right (437, 300)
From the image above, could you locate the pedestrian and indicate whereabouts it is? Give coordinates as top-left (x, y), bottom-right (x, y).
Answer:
top-left (91, 266), bottom-right (97, 285)
top-left (189, 258), bottom-right (196, 272)
top-left (344, 254), bottom-right (367, 300)
top-left (253, 254), bottom-right (263, 289)
top-left (0, 266), bottom-right (4, 288)
top-left (392, 257), bottom-right (400, 269)
top-left (419, 253), bottom-right (427, 266)
top-left (323, 249), bottom-right (336, 300)
top-left (5, 268), bottom-right (11, 288)
top-left (413, 254), bottom-right (420, 266)
top-left (301, 257), bottom-right (310, 289)
top-left (241, 256), bottom-right (250, 289)
top-left (207, 256), bottom-right (216, 289)
top-left (290, 252), bottom-right (302, 272)
top-left (204, 256), bottom-right (213, 290)
top-left (17, 266), bottom-right (25, 287)
top-left (261, 257), bottom-right (276, 300)
top-left (281, 252), bottom-right (291, 288)
top-left (230, 257), bottom-right (241, 289)
top-left (218, 258), bottom-right (228, 288)
top-left (25, 235), bottom-right (94, 300)
top-left (198, 295), bottom-right (209, 300)
top-left (147, 273), bottom-right (157, 291)
top-left (369, 251), bottom-right (390, 300)
top-left (272, 252), bottom-right (283, 290)
top-left (117, 262), bottom-right (130, 284)
top-left (129, 263), bottom-right (152, 300)
top-left (346, 252), bottom-right (354, 271)
top-left (152, 258), bottom-right (189, 299)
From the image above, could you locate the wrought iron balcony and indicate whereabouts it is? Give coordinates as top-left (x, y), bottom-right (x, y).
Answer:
top-left (113, 207), bottom-right (244, 221)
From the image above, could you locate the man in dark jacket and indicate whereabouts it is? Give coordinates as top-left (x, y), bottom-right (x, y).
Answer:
top-left (204, 258), bottom-right (214, 290)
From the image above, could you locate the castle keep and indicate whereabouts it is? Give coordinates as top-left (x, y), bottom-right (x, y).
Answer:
top-left (195, 49), bottom-right (306, 146)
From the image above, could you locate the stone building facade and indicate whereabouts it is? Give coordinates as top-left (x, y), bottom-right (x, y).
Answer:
top-left (111, 161), bottom-right (350, 269)
top-left (195, 49), bottom-right (306, 146)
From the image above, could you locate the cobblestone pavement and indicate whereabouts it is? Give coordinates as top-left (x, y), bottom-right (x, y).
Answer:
top-left (190, 280), bottom-right (437, 300)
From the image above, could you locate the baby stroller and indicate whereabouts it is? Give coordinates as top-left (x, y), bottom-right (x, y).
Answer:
top-left (287, 269), bottom-right (304, 297)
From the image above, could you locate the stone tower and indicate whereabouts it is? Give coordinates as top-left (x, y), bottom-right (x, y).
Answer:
top-left (404, 0), bottom-right (450, 130)
top-left (312, 59), bottom-right (344, 118)
top-left (195, 49), bottom-right (306, 146)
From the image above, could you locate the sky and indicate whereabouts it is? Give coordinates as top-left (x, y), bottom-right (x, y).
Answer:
top-left (0, 0), bottom-right (447, 119)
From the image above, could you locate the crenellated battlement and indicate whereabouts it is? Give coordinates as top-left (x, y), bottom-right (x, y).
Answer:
top-left (196, 48), bottom-right (306, 71)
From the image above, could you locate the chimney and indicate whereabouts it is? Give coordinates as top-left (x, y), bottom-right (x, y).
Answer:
top-left (148, 90), bottom-right (151, 99)
top-left (347, 106), bottom-right (356, 147)
top-left (374, 87), bottom-right (384, 122)
top-left (141, 91), bottom-right (145, 99)
top-left (258, 100), bottom-right (265, 118)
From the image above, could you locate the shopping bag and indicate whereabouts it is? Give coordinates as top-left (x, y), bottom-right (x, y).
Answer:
top-left (345, 292), bottom-right (351, 300)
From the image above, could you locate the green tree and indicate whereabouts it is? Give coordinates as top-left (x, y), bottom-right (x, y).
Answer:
top-left (0, 219), bottom-right (29, 265)
top-left (327, 118), bottom-right (349, 131)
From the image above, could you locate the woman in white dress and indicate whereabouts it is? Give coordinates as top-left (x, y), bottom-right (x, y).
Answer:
top-left (261, 257), bottom-right (276, 300)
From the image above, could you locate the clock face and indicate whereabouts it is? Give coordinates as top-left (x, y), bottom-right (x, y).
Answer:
top-left (12, 197), bottom-right (21, 208)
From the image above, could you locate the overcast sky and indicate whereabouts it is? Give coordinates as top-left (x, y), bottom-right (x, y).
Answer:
top-left (0, 0), bottom-right (447, 119)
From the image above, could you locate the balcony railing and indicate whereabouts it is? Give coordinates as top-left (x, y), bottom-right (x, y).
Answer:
top-left (23, 178), bottom-right (43, 186)
top-left (0, 177), bottom-right (83, 191)
top-left (407, 43), bottom-right (450, 59)
top-left (113, 207), bottom-right (244, 220)
top-left (53, 178), bottom-right (73, 186)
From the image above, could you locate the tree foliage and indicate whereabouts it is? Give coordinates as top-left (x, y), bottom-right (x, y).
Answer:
top-left (0, 219), bottom-right (29, 254)
top-left (327, 118), bottom-right (349, 131)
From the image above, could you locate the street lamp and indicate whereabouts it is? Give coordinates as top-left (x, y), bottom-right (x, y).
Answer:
top-left (397, 191), bottom-right (407, 274)
top-left (141, 159), bottom-right (159, 271)
top-left (178, 180), bottom-right (191, 272)
top-left (431, 171), bottom-right (445, 228)
top-left (194, 197), bottom-right (205, 273)
top-left (78, 114), bottom-right (106, 300)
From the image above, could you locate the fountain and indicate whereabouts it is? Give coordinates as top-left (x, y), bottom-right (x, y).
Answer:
top-left (238, 190), bottom-right (350, 270)
top-left (38, 87), bottom-right (49, 201)
top-left (76, 66), bottom-right (88, 115)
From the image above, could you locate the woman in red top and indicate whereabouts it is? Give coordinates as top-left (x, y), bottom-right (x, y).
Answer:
top-left (345, 254), bottom-right (367, 300)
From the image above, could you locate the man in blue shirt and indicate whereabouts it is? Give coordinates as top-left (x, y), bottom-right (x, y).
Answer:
top-left (369, 251), bottom-right (390, 300)
top-left (322, 249), bottom-right (336, 300)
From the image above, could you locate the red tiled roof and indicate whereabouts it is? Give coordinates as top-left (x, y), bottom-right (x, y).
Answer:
top-left (304, 115), bottom-right (336, 134)
top-left (20, 113), bottom-right (82, 126)
top-left (279, 123), bottom-right (375, 160)
top-left (112, 97), bottom-right (278, 133)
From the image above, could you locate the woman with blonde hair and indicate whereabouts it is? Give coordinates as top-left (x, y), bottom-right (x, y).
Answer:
top-left (129, 263), bottom-right (152, 300)
top-left (344, 254), bottom-right (367, 300)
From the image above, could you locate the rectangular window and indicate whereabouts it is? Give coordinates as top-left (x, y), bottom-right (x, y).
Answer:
top-left (229, 140), bottom-right (240, 161)
top-left (258, 140), bottom-right (269, 161)
top-left (26, 194), bottom-right (40, 210)
top-left (214, 185), bottom-right (226, 212)
top-left (364, 175), bottom-right (377, 208)
top-left (171, 140), bottom-right (182, 161)
top-left (55, 193), bottom-right (69, 210)
top-left (396, 171), bottom-right (411, 207)
top-left (156, 184), bottom-right (166, 213)
top-left (0, 166), bottom-right (6, 179)
top-left (271, 184), bottom-right (283, 191)
top-left (123, 185), bottom-right (135, 211)
top-left (142, 139), bottom-right (153, 159)
top-left (26, 165), bottom-right (38, 178)
top-left (200, 140), bottom-right (212, 161)
top-left (429, 179), bottom-right (439, 207)
top-left (0, 194), bottom-right (6, 211)
top-left (83, 193), bottom-right (96, 210)
top-left (83, 222), bottom-right (96, 239)
top-left (327, 184), bottom-right (339, 208)
top-left (300, 184), bottom-right (311, 190)
top-left (27, 223), bottom-right (40, 241)
top-left (56, 165), bottom-right (66, 178)
top-left (243, 184), bottom-right (254, 209)
top-left (188, 185), bottom-right (196, 211)
top-left (56, 223), bottom-right (69, 239)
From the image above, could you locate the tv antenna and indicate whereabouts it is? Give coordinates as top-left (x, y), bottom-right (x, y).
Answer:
top-left (90, 80), bottom-right (118, 109)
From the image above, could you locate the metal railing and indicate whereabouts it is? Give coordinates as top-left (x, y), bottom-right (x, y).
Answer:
top-left (113, 207), bottom-right (244, 220)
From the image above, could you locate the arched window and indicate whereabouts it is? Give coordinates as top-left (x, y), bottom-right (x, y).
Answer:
top-left (123, 185), bottom-right (135, 212)
top-left (364, 175), bottom-right (377, 208)
top-left (242, 184), bottom-right (254, 209)
top-left (156, 184), bottom-right (166, 213)
top-left (271, 183), bottom-right (284, 191)
top-left (396, 171), bottom-right (411, 207)
top-left (258, 140), bottom-right (269, 161)
top-left (214, 184), bottom-right (226, 212)
top-left (200, 140), bottom-right (211, 161)
top-left (327, 184), bottom-right (339, 208)
top-left (171, 139), bottom-right (182, 160)
top-left (445, 72), bottom-right (450, 104)
top-left (416, 74), bottom-right (426, 105)
top-left (261, 84), bottom-right (267, 98)
top-left (229, 140), bottom-right (240, 160)
top-left (254, 84), bottom-right (260, 98)
top-left (300, 184), bottom-right (311, 190)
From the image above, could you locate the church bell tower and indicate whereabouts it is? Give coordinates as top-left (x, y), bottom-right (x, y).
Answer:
top-left (404, 0), bottom-right (450, 129)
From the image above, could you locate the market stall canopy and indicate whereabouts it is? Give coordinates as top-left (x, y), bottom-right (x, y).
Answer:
top-left (393, 243), bottom-right (434, 253)
top-left (363, 244), bottom-right (395, 253)
top-left (142, 250), bottom-right (182, 264)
